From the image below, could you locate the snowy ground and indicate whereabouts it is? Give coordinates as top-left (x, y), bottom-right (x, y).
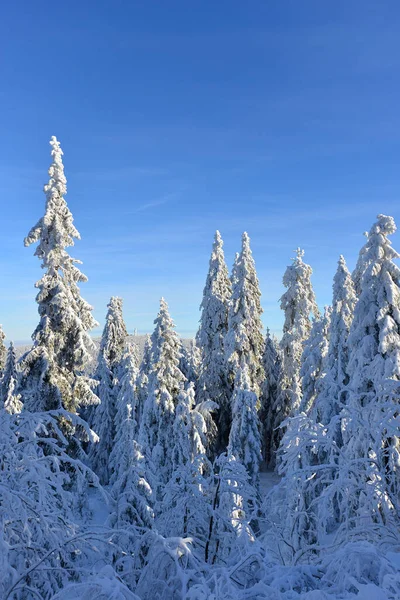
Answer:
top-left (260, 469), bottom-right (281, 496)
top-left (86, 486), bottom-right (112, 529)
top-left (85, 470), bottom-right (282, 533)
top-left (73, 474), bottom-right (400, 600)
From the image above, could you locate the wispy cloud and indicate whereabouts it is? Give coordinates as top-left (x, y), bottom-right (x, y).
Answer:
top-left (74, 165), bottom-right (170, 182)
top-left (127, 192), bottom-right (177, 215)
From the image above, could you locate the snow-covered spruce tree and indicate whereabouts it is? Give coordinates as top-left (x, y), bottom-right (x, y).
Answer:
top-left (260, 329), bottom-right (281, 466)
top-left (205, 453), bottom-right (257, 565)
top-left (157, 383), bottom-right (212, 541)
top-left (136, 334), bottom-right (152, 426)
top-left (88, 364), bottom-right (113, 483)
top-left (4, 376), bottom-right (23, 414)
top-left (265, 412), bottom-right (329, 563)
top-left (352, 230), bottom-right (369, 297)
top-left (299, 306), bottom-right (331, 415)
top-left (314, 255), bottom-right (356, 426)
top-left (109, 404), bottom-right (154, 531)
top-left (179, 339), bottom-right (201, 389)
top-left (298, 216), bottom-right (400, 552)
top-left (225, 232), bottom-right (264, 398)
top-left (1, 341), bottom-right (21, 413)
top-left (89, 297), bottom-right (128, 484)
top-left (109, 343), bottom-right (140, 486)
top-left (139, 298), bottom-right (186, 491)
top-left (107, 390), bottom-right (154, 591)
top-left (19, 136), bottom-right (98, 433)
top-left (172, 383), bottom-right (208, 468)
top-left (339, 214), bottom-right (400, 529)
top-left (196, 230), bottom-right (232, 452)
top-left (0, 324), bottom-right (7, 376)
top-left (98, 296), bottom-right (128, 377)
top-left (228, 366), bottom-right (262, 489)
top-left (273, 249), bottom-right (319, 460)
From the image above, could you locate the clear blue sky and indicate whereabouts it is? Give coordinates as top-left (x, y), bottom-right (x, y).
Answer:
top-left (1, 1), bottom-right (400, 342)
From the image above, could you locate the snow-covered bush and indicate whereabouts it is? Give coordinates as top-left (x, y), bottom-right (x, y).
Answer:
top-left (0, 408), bottom-right (104, 600)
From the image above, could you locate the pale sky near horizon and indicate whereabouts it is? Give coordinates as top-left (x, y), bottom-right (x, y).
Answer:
top-left (1, 1), bottom-right (400, 342)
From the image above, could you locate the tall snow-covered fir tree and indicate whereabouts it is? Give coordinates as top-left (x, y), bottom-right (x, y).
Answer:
top-left (3, 377), bottom-right (23, 415)
top-left (179, 339), bottom-right (201, 389)
top-left (314, 255), bottom-right (356, 425)
top-left (196, 230), bottom-right (231, 451)
top-left (289, 217), bottom-right (400, 549)
top-left (1, 342), bottom-right (22, 414)
top-left (228, 365), bottom-right (262, 488)
top-left (139, 298), bottom-right (186, 490)
top-left (0, 325), bottom-right (6, 376)
top-left (352, 230), bottom-right (369, 297)
top-left (97, 296), bottom-right (128, 379)
top-left (172, 383), bottom-right (209, 469)
top-left (299, 306), bottom-right (331, 415)
top-left (225, 232), bottom-right (264, 397)
top-left (267, 412), bottom-right (327, 560)
top-left (19, 136), bottom-right (99, 426)
top-left (157, 383), bottom-right (211, 539)
top-left (260, 329), bottom-right (281, 465)
top-left (136, 334), bottom-right (152, 425)
top-left (205, 452), bottom-right (257, 565)
top-left (342, 214), bottom-right (400, 521)
top-left (1, 341), bottom-right (18, 401)
top-left (273, 249), bottom-right (319, 461)
top-left (109, 342), bottom-right (140, 485)
top-left (89, 296), bottom-right (128, 484)
top-left (109, 404), bottom-right (154, 532)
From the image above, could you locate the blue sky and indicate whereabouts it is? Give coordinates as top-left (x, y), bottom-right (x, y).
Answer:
top-left (1, 1), bottom-right (400, 342)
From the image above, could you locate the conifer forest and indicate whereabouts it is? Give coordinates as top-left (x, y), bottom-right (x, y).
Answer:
top-left (2, 136), bottom-right (400, 600)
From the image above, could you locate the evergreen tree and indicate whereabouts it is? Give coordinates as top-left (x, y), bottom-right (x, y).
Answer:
top-left (157, 455), bottom-right (210, 543)
top-left (139, 298), bottom-right (185, 490)
top-left (343, 214), bottom-right (400, 521)
top-left (19, 136), bottom-right (98, 427)
top-left (98, 296), bottom-right (128, 378)
top-left (296, 216), bottom-right (400, 551)
top-left (110, 343), bottom-right (140, 485)
top-left (172, 383), bottom-right (211, 469)
top-left (228, 366), bottom-right (262, 488)
top-left (179, 340), bottom-right (201, 389)
top-left (136, 334), bottom-right (152, 425)
top-left (0, 324), bottom-right (7, 375)
top-left (196, 230), bottom-right (231, 451)
top-left (267, 413), bottom-right (328, 562)
top-left (1, 342), bottom-right (18, 402)
top-left (274, 249), bottom-right (319, 458)
top-left (314, 255), bottom-right (356, 425)
top-left (299, 306), bottom-right (331, 415)
top-left (89, 297), bottom-right (128, 484)
top-left (205, 453), bottom-right (257, 565)
top-left (352, 230), bottom-right (369, 297)
top-left (225, 232), bottom-right (264, 397)
top-left (260, 329), bottom-right (281, 466)
top-left (109, 404), bottom-right (154, 531)
top-left (157, 383), bottom-right (211, 541)
top-left (4, 377), bottom-right (23, 414)
top-left (194, 397), bottom-right (219, 461)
